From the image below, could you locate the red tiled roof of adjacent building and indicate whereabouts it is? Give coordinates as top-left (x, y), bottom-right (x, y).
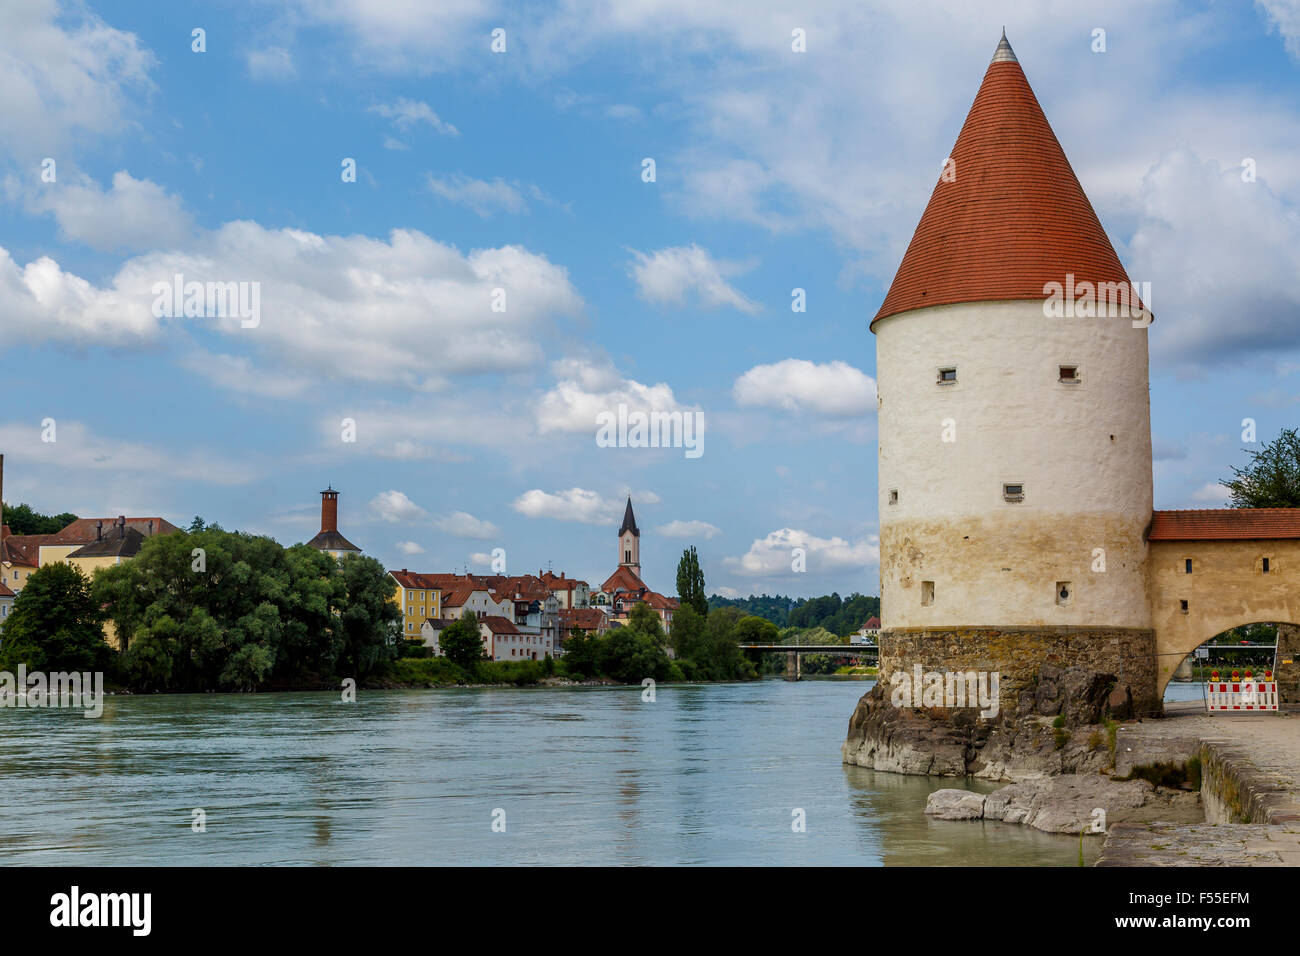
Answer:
top-left (872, 33), bottom-right (1141, 328)
top-left (52, 517), bottom-right (179, 543)
top-left (864, 616), bottom-right (881, 630)
top-left (479, 615), bottom-right (521, 635)
top-left (601, 565), bottom-right (646, 595)
top-left (1148, 509), bottom-right (1300, 541)
top-left (641, 590), bottom-right (678, 611)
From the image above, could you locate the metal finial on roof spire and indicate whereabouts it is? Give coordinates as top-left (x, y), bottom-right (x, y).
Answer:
top-left (992, 29), bottom-right (1017, 63)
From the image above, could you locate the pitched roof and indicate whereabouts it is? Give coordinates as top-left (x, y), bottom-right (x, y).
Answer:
top-left (600, 564), bottom-right (646, 595)
top-left (863, 616), bottom-right (881, 630)
top-left (641, 590), bottom-right (679, 611)
top-left (306, 529), bottom-right (361, 553)
top-left (618, 496), bottom-right (639, 537)
top-left (0, 581), bottom-right (14, 598)
top-left (872, 33), bottom-right (1141, 328)
top-left (0, 534), bottom-right (50, 567)
top-left (52, 517), bottom-right (179, 544)
top-left (1149, 509), bottom-right (1300, 541)
top-left (479, 615), bottom-right (521, 635)
top-left (559, 607), bottom-right (607, 630)
top-left (67, 526), bottom-right (147, 559)
top-left (540, 571), bottom-right (587, 591)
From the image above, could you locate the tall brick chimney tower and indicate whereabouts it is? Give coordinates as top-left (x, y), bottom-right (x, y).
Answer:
top-left (320, 486), bottom-right (339, 533)
top-left (1, 453), bottom-right (6, 542)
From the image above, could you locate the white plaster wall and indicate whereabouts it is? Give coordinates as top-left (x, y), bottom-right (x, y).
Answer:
top-left (875, 299), bottom-right (1153, 629)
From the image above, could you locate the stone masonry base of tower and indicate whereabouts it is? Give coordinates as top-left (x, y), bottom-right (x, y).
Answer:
top-left (842, 626), bottom-right (1158, 778)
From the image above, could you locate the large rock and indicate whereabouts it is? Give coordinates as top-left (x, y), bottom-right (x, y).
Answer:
top-left (924, 789), bottom-right (987, 820)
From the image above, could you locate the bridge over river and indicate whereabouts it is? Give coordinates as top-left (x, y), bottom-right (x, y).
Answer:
top-left (737, 644), bottom-right (877, 680)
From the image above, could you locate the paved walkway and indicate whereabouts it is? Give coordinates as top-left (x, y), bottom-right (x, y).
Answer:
top-left (1097, 704), bottom-right (1300, 866)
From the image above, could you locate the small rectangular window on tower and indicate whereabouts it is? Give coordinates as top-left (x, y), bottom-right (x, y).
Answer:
top-left (1056, 582), bottom-right (1073, 606)
top-left (1058, 365), bottom-right (1079, 383)
top-left (1185, 558), bottom-right (1193, 574)
top-left (921, 581), bottom-right (935, 606)
top-left (888, 489), bottom-right (899, 505)
top-left (1179, 600), bottom-right (1189, 613)
top-left (1263, 557), bottom-right (1271, 573)
top-left (937, 367), bottom-right (957, 385)
top-left (1002, 483), bottom-right (1024, 502)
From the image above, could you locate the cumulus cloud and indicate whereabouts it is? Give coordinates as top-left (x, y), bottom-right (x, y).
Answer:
top-left (733, 359), bottom-right (876, 417)
top-left (0, 223), bottom-right (583, 387)
top-left (535, 358), bottom-right (697, 434)
top-left (724, 527), bottom-right (879, 578)
top-left (395, 540), bottom-right (426, 555)
top-left (1131, 150), bottom-right (1300, 366)
top-left (656, 519), bottom-right (722, 539)
top-left (0, 1), bottom-right (155, 161)
top-left (432, 511), bottom-right (499, 539)
top-left (1257, 0), bottom-right (1300, 59)
top-left (628, 244), bottom-right (759, 313)
top-left (370, 490), bottom-right (428, 523)
top-left (426, 173), bottom-right (527, 216)
top-left (512, 487), bottom-right (657, 524)
top-left (6, 170), bottom-right (191, 252)
top-left (370, 98), bottom-right (458, 135)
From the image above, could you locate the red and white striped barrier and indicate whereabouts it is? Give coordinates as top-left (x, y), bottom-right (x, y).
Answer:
top-left (1205, 681), bottom-right (1278, 712)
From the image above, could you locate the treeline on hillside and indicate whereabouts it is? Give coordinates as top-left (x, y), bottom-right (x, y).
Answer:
top-left (0, 524), bottom-right (401, 692)
top-left (1, 502), bottom-right (78, 535)
top-left (708, 592), bottom-right (879, 637)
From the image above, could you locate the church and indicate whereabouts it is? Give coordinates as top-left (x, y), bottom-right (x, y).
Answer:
top-left (595, 497), bottom-right (678, 634)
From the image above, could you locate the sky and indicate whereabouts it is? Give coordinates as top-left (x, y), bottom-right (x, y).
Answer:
top-left (1, 0), bottom-right (1299, 601)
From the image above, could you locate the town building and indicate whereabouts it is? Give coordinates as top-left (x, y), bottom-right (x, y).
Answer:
top-left (390, 570), bottom-right (444, 638)
top-left (539, 570), bottom-right (590, 609)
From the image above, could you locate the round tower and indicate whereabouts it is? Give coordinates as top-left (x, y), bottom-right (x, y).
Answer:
top-left (872, 33), bottom-right (1157, 714)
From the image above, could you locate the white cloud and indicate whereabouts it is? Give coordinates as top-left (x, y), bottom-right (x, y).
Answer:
top-left (535, 358), bottom-right (697, 434)
top-left (370, 98), bottom-right (458, 135)
top-left (426, 173), bottom-right (527, 216)
top-left (1257, 0), bottom-right (1300, 59)
top-left (1191, 482), bottom-right (1230, 504)
top-left (246, 46), bottom-right (296, 80)
top-left (512, 488), bottom-right (626, 524)
top-left (0, 222), bottom-right (583, 387)
top-left (180, 351), bottom-right (311, 400)
top-left (712, 585), bottom-right (743, 599)
top-left (656, 519), bottom-right (722, 539)
top-left (1132, 150), bottom-right (1300, 365)
top-left (396, 540), bottom-right (426, 555)
top-left (733, 359), bottom-right (877, 417)
top-left (6, 170), bottom-right (191, 252)
top-left (724, 527), bottom-right (879, 578)
top-left (628, 244), bottom-right (758, 314)
top-left (432, 511), bottom-right (499, 539)
top-left (370, 490), bottom-right (429, 523)
top-left (0, 1), bottom-right (155, 161)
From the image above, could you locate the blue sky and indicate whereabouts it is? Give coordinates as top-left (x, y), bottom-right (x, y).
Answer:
top-left (1, 0), bottom-right (1299, 600)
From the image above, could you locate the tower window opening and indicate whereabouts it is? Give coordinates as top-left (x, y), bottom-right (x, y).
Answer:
top-left (1263, 557), bottom-right (1271, 573)
top-left (1185, 558), bottom-right (1193, 574)
top-left (1179, 600), bottom-right (1189, 613)
top-left (1056, 582), bottom-right (1072, 606)
top-left (888, 489), bottom-right (899, 505)
top-left (921, 581), bottom-right (935, 606)
top-left (937, 367), bottom-right (957, 385)
top-left (1002, 483), bottom-right (1024, 502)
top-left (1058, 365), bottom-right (1079, 382)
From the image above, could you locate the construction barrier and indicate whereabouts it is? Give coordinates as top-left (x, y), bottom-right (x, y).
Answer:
top-left (1205, 681), bottom-right (1278, 712)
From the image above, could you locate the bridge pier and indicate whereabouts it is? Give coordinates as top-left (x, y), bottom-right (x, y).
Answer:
top-left (785, 651), bottom-right (801, 681)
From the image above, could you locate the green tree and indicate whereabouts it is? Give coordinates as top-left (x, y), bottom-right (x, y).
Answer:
top-left (675, 546), bottom-right (708, 616)
top-left (1221, 427), bottom-right (1300, 507)
top-left (0, 503), bottom-right (78, 536)
top-left (0, 562), bottom-right (108, 672)
top-left (733, 614), bottom-right (780, 645)
top-left (335, 554), bottom-right (402, 680)
top-left (440, 611), bottom-right (485, 671)
top-left (668, 603), bottom-right (706, 662)
top-left (562, 627), bottom-right (601, 680)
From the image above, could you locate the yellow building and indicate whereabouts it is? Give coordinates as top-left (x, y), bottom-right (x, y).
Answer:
top-left (388, 571), bottom-right (444, 639)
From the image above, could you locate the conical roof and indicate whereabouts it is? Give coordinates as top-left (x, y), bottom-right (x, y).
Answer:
top-left (872, 33), bottom-right (1139, 328)
top-left (618, 496), bottom-right (639, 537)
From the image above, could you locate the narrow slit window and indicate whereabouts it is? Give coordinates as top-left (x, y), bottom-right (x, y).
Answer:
top-left (921, 581), bottom-right (935, 606)
top-left (1002, 483), bottom-right (1024, 502)
top-left (1179, 600), bottom-right (1189, 613)
top-left (937, 367), bottom-right (957, 385)
top-left (888, 489), bottom-right (899, 505)
top-left (1058, 365), bottom-right (1079, 383)
top-left (1263, 557), bottom-right (1271, 573)
top-left (1185, 558), bottom-right (1193, 574)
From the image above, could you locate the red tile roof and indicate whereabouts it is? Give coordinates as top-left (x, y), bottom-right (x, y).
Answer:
top-left (479, 615), bottom-right (521, 635)
top-left (872, 35), bottom-right (1140, 328)
top-left (864, 616), bottom-right (881, 630)
top-left (1148, 509), bottom-right (1300, 541)
top-left (600, 565), bottom-right (646, 595)
top-left (53, 517), bottom-right (179, 543)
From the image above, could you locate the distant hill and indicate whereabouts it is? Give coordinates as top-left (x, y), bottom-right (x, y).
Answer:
top-left (707, 592), bottom-right (880, 638)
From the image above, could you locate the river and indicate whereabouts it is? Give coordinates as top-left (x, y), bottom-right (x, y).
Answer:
top-left (0, 678), bottom-right (1098, 865)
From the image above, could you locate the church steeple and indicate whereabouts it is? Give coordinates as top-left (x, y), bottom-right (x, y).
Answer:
top-left (618, 495), bottom-right (641, 576)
